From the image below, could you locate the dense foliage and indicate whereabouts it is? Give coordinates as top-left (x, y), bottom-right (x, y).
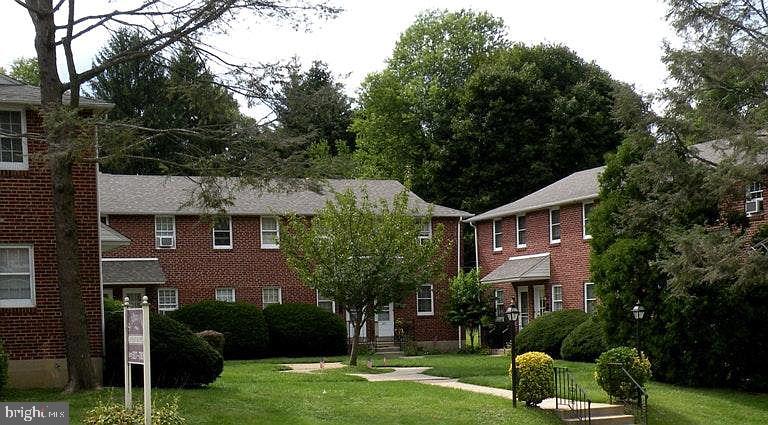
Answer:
top-left (595, 347), bottom-right (651, 401)
top-left (104, 311), bottom-right (223, 387)
top-left (5, 57), bottom-right (40, 85)
top-left (83, 398), bottom-right (185, 425)
top-left (0, 339), bottom-right (7, 396)
top-left (445, 269), bottom-right (493, 348)
top-left (511, 351), bottom-right (554, 406)
top-left (195, 330), bottom-right (225, 356)
top-left (169, 301), bottom-right (269, 359)
top-left (264, 303), bottom-right (347, 357)
top-left (516, 310), bottom-right (588, 358)
top-left (560, 315), bottom-right (607, 362)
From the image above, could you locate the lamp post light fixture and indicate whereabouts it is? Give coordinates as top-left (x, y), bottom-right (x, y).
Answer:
top-left (505, 303), bottom-right (520, 408)
top-left (632, 302), bottom-right (645, 354)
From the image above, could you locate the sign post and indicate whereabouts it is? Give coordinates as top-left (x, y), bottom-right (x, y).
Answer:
top-left (124, 296), bottom-right (152, 425)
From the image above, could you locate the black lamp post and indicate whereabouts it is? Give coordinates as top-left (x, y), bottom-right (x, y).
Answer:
top-left (632, 302), bottom-right (645, 354)
top-left (505, 303), bottom-right (520, 408)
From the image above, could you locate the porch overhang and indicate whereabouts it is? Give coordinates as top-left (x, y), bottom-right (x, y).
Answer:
top-left (100, 222), bottom-right (131, 253)
top-left (480, 253), bottom-right (550, 284)
top-left (101, 258), bottom-right (166, 286)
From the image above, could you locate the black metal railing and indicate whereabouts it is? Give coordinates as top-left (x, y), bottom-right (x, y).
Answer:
top-left (554, 366), bottom-right (592, 424)
top-left (608, 363), bottom-right (649, 425)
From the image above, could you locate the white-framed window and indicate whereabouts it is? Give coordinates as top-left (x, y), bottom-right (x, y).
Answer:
top-left (0, 245), bottom-right (35, 308)
top-left (418, 220), bottom-right (432, 244)
top-left (746, 181), bottom-right (764, 215)
top-left (157, 288), bottom-right (179, 312)
top-left (262, 287), bottom-right (282, 307)
top-left (516, 215), bottom-right (527, 248)
top-left (317, 291), bottom-right (335, 313)
top-left (215, 287), bottom-right (235, 303)
top-left (0, 109), bottom-right (28, 170)
top-left (517, 286), bottom-right (529, 329)
top-left (552, 285), bottom-right (563, 311)
top-left (494, 288), bottom-right (505, 321)
top-left (260, 216), bottom-right (279, 249)
top-left (155, 215), bottom-right (176, 249)
top-left (212, 216), bottom-right (233, 249)
top-left (584, 282), bottom-right (596, 314)
top-left (493, 219), bottom-right (503, 251)
top-left (583, 202), bottom-right (595, 239)
top-left (416, 284), bottom-right (434, 316)
top-left (550, 208), bottom-right (561, 244)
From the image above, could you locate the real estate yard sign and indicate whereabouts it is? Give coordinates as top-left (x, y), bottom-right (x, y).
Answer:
top-left (124, 296), bottom-right (152, 425)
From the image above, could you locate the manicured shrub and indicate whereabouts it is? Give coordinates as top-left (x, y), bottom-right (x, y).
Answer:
top-left (169, 301), bottom-right (269, 359)
top-left (560, 315), bottom-right (608, 362)
top-left (104, 311), bottom-right (223, 387)
top-left (595, 346), bottom-right (651, 401)
top-left (104, 298), bottom-right (124, 313)
top-left (0, 339), bottom-right (8, 396)
top-left (511, 351), bottom-right (554, 406)
top-left (84, 398), bottom-right (185, 425)
top-left (196, 330), bottom-right (225, 356)
top-left (516, 309), bottom-right (588, 358)
top-left (263, 303), bottom-right (346, 357)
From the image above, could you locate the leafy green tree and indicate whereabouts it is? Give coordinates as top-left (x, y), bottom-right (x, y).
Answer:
top-left (280, 189), bottom-right (446, 365)
top-left (7, 57), bottom-right (40, 85)
top-left (445, 269), bottom-right (492, 349)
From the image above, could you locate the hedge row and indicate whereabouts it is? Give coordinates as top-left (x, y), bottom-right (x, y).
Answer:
top-left (516, 309), bottom-right (588, 357)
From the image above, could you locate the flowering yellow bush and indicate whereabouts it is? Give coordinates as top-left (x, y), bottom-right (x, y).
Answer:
top-left (509, 351), bottom-right (554, 406)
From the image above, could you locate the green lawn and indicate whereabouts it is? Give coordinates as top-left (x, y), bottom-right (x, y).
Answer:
top-left (379, 354), bottom-right (768, 425)
top-left (2, 360), bottom-right (558, 425)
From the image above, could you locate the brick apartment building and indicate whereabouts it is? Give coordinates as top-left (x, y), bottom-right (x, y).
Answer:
top-left (98, 174), bottom-right (472, 350)
top-left (0, 75), bottom-right (110, 387)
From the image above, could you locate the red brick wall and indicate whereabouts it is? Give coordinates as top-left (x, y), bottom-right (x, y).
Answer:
top-left (104, 214), bottom-right (462, 342)
top-left (476, 202), bottom-right (592, 315)
top-left (0, 108), bottom-right (103, 360)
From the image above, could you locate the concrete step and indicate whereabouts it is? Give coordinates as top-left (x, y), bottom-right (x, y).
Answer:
top-left (558, 404), bottom-right (626, 418)
top-left (562, 414), bottom-right (635, 425)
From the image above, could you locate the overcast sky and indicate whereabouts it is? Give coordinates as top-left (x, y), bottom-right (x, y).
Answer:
top-left (1, 0), bottom-right (676, 111)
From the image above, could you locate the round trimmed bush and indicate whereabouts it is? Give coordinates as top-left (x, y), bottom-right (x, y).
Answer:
top-left (560, 315), bottom-right (607, 362)
top-left (0, 339), bottom-right (8, 396)
top-left (169, 301), bottom-right (269, 359)
top-left (264, 303), bottom-right (346, 357)
top-left (103, 311), bottom-right (223, 388)
top-left (511, 351), bottom-right (554, 406)
top-left (595, 346), bottom-right (651, 401)
top-left (516, 309), bottom-right (588, 358)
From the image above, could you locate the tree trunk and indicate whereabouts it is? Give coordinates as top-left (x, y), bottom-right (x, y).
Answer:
top-left (348, 319), bottom-right (365, 366)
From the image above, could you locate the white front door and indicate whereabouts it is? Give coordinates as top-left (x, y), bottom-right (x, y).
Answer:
top-left (517, 286), bottom-right (529, 330)
top-left (124, 288), bottom-right (146, 307)
top-left (346, 308), bottom-right (367, 339)
top-left (376, 303), bottom-right (395, 338)
top-left (533, 285), bottom-right (546, 318)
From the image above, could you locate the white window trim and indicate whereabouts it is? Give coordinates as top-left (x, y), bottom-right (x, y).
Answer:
top-left (215, 287), bottom-right (236, 303)
top-left (0, 244), bottom-right (35, 308)
top-left (154, 215), bottom-right (176, 249)
top-left (212, 216), bottom-right (233, 250)
top-left (583, 202), bottom-right (594, 240)
top-left (746, 182), bottom-right (764, 216)
top-left (418, 220), bottom-right (432, 243)
top-left (157, 288), bottom-right (179, 312)
top-left (262, 287), bottom-right (282, 308)
top-left (552, 284), bottom-right (563, 311)
top-left (260, 216), bottom-right (280, 249)
top-left (317, 290), bottom-right (336, 313)
top-left (494, 288), bottom-right (505, 321)
top-left (517, 286), bottom-right (529, 331)
top-left (492, 219), bottom-right (503, 252)
top-left (516, 215), bottom-right (527, 248)
top-left (549, 207), bottom-right (561, 244)
top-left (0, 108), bottom-right (29, 171)
top-left (584, 282), bottom-right (596, 313)
top-left (416, 284), bottom-right (434, 316)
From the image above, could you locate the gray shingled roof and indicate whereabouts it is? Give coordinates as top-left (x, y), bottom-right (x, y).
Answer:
top-left (102, 259), bottom-right (166, 285)
top-left (467, 166), bottom-right (604, 223)
top-left (0, 74), bottom-right (112, 109)
top-left (480, 253), bottom-right (550, 284)
top-left (100, 222), bottom-right (131, 253)
top-left (99, 173), bottom-right (472, 218)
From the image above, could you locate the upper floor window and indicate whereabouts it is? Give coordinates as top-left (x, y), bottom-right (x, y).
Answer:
top-left (516, 215), bottom-right (527, 248)
top-left (550, 208), bottom-right (561, 244)
top-left (0, 110), bottom-right (27, 170)
top-left (155, 215), bottom-right (176, 249)
top-left (584, 282), bottom-right (596, 314)
top-left (494, 289), bottom-right (505, 321)
top-left (215, 287), bottom-right (235, 303)
top-left (0, 245), bottom-right (35, 308)
top-left (317, 291), bottom-right (335, 313)
top-left (583, 202), bottom-right (595, 239)
top-left (262, 287), bottom-right (282, 308)
top-left (416, 284), bottom-right (434, 316)
top-left (552, 285), bottom-right (563, 311)
top-left (260, 216), bottom-right (279, 249)
top-left (746, 181), bottom-right (764, 216)
top-left (418, 220), bottom-right (432, 244)
top-left (213, 216), bottom-right (233, 249)
top-left (493, 219), bottom-right (503, 251)
top-left (157, 288), bottom-right (179, 312)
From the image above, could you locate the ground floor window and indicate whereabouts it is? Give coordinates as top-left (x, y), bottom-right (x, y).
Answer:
top-left (584, 282), bottom-right (596, 313)
top-left (552, 285), bottom-right (563, 311)
top-left (216, 287), bottom-right (236, 303)
top-left (262, 287), bottom-right (282, 307)
top-left (416, 284), bottom-right (434, 316)
top-left (158, 288), bottom-right (179, 312)
top-left (317, 291), bottom-right (335, 313)
top-left (0, 245), bottom-right (34, 307)
top-left (494, 289), bottom-right (505, 321)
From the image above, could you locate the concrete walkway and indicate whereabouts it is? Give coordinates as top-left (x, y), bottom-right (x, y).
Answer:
top-left (351, 367), bottom-right (517, 399)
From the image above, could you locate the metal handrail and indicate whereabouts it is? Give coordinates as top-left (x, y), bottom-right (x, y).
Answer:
top-left (608, 362), bottom-right (649, 425)
top-left (553, 366), bottom-right (592, 424)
